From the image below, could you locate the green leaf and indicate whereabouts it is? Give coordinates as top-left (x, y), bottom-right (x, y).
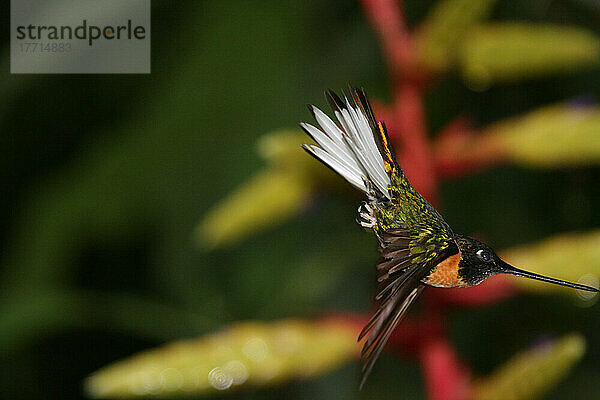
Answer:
top-left (256, 129), bottom-right (314, 169)
top-left (415, 0), bottom-right (498, 72)
top-left (484, 103), bottom-right (600, 167)
top-left (470, 334), bottom-right (586, 400)
top-left (459, 23), bottom-right (600, 90)
top-left (195, 167), bottom-right (313, 249)
top-left (195, 130), bottom-right (340, 249)
top-left (501, 230), bottom-right (600, 301)
top-left (84, 318), bottom-right (359, 398)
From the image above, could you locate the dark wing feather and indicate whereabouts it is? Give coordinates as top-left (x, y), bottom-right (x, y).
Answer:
top-left (357, 228), bottom-right (429, 389)
top-left (359, 285), bottom-right (424, 390)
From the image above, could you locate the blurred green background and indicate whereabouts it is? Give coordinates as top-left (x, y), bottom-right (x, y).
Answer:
top-left (2, 0), bottom-right (600, 399)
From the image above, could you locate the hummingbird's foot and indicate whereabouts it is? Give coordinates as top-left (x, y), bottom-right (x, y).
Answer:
top-left (358, 202), bottom-right (377, 229)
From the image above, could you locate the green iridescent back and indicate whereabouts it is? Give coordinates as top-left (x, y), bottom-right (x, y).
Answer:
top-left (373, 143), bottom-right (456, 267)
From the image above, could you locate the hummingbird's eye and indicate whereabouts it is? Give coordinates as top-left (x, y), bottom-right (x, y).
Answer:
top-left (476, 249), bottom-right (492, 262)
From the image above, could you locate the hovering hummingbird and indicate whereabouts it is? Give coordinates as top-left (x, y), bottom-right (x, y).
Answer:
top-left (300, 88), bottom-right (599, 389)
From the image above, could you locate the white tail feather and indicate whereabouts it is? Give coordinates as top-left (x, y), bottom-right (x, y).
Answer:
top-left (301, 94), bottom-right (391, 199)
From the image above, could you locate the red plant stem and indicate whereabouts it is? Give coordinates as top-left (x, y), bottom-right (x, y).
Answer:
top-left (393, 81), bottom-right (438, 203)
top-left (360, 0), bottom-right (437, 202)
top-left (420, 338), bottom-right (471, 400)
top-left (359, 0), bottom-right (412, 75)
top-left (433, 117), bottom-right (509, 178)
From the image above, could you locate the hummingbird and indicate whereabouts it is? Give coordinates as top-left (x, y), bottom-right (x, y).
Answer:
top-left (300, 87), bottom-right (600, 389)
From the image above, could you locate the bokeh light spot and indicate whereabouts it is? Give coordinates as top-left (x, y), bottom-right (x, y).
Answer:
top-left (208, 367), bottom-right (233, 390)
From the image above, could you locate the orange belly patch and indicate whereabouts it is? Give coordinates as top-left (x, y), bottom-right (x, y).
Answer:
top-left (423, 253), bottom-right (467, 288)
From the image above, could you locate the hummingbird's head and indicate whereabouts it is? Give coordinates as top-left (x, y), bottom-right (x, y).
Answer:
top-left (454, 235), bottom-right (505, 286)
top-left (455, 234), bottom-right (600, 293)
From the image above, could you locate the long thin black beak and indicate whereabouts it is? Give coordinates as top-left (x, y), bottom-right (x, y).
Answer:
top-left (499, 261), bottom-right (599, 293)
